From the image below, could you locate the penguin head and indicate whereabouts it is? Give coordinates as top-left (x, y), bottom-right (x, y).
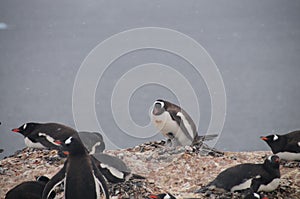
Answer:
top-left (244, 192), bottom-right (268, 199)
top-left (264, 155), bottom-right (280, 169)
top-left (260, 134), bottom-right (285, 152)
top-left (260, 134), bottom-right (281, 143)
top-left (54, 136), bottom-right (86, 155)
top-left (149, 193), bottom-right (176, 199)
top-left (152, 99), bottom-right (167, 116)
top-left (12, 122), bottom-right (40, 136)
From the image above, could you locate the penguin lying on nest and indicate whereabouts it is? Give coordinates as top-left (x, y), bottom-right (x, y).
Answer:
top-left (196, 155), bottom-right (280, 194)
top-left (5, 176), bottom-right (55, 199)
top-left (92, 153), bottom-right (145, 183)
top-left (261, 130), bottom-right (300, 161)
top-left (12, 122), bottom-right (105, 155)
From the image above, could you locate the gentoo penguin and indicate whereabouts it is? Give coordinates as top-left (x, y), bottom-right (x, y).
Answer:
top-left (196, 155), bottom-right (280, 193)
top-left (78, 131), bottom-right (105, 154)
top-left (261, 130), bottom-right (300, 160)
top-left (12, 122), bottom-right (105, 154)
top-left (42, 136), bottom-right (109, 199)
top-left (148, 193), bottom-right (176, 199)
top-left (92, 153), bottom-right (145, 183)
top-left (12, 122), bottom-right (77, 149)
top-left (151, 99), bottom-right (217, 147)
top-left (5, 176), bottom-right (55, 199)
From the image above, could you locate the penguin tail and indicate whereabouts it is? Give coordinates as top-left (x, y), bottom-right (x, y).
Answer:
top-left (195, 186), bottom-right (209, 193)
top-left (124, 172), bottom-right (146, 181)
top-left (131, 173), bottom-right (146, 180)
top-left (194, 134), bottom-right (218, 143)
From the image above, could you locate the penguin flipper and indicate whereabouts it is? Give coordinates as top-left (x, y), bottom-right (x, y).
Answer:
top-left (196, 134), bottom-right (218, 142)
top-left (33, 133), bottom-right (57, 148)
top-left (285, 140), bottom-right (300, 153)
top-left (91, 159), bottom-right (110, 199)
top-left (168, 110), bottom-right (194, 141)
top-left (42, 164), bottom-right (66, 199)
top-left (250, 176), bottom-right (270, 192)
top-left (131, 173), bottom-right (146, 180)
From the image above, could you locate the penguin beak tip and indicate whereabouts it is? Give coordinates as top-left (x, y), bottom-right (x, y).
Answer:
top-left (260, 136), bottom-right (268, 141)
top-left (12, 128), bottom-right (20, 133)
top-left (54, 140), bottom-right (62, 145)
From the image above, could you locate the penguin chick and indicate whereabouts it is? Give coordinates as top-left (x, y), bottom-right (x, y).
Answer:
top-left (42, 136), bottom-right (109, 199)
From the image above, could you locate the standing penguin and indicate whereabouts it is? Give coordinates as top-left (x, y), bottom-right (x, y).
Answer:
top-left (151, 99), bottom-right (217, 147)
top-left (196, 155), bottom-right (280, 193)
top-left (261, 130), bottom-right (300, 160)
top-left (42, 136), bottom-right (109, 199)
top-left (5, 176), bottom-right (55, 199)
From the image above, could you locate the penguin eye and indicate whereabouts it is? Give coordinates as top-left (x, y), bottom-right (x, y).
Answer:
top-left (273, 135), bottom-right (278, 141)
top-left (23, 123), bottom-right (27, 129)
top-left (65, 137), bottom-right (73, 145)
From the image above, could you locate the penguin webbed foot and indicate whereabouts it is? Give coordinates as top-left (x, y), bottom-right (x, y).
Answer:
top-left (191, 142), bottom-right (224, 157)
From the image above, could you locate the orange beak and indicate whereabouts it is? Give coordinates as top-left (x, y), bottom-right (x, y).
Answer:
top-left (54, 140), bottom-right (62, 145)
top-left (12, 128), bottom-right (20, 133)
top-left (260, 136), bottom-right (268, 141)
top-left (63, 151), bottom-right (70, 155)
top-left (148, 195), bottom-right (158, 199)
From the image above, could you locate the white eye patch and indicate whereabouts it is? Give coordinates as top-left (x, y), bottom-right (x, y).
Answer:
top-left (65, 137), bottom-right (72, 144)
top-left (159, 101), bottom-right (164, 108)
top-left (253, 193), bottom-right (260, 198)
top-left (268, 155), bottom-right (272, 161)
top-left (273, 135), bottom-right (279, 141)
top-left (23, 123), bottom-right (27, 129)
top-left (154, 101), bottom-right (164, 108)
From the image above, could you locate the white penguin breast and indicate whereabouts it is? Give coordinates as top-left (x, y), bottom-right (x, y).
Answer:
top-left (93, 170), bottom-right (108, 199)
top-left (258, 178), bottom-right (280, 192)
top-left (151, 112), bottom-right (192, 146)
top-left (151, 112), bottom-right (180, 136)
top-left (276, 152), bottom-right (300, 161)
top-left (24, 137), bottom-right (45, 148)
top-left (230, 178), bottom-right (252, 192)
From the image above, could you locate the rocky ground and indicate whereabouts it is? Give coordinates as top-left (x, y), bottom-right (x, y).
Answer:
top-left (0, 141), bottom-right (299, 199)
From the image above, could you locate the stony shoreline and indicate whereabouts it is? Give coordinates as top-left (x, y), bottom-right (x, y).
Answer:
top-left (0, 142), bottom-right (299, 199)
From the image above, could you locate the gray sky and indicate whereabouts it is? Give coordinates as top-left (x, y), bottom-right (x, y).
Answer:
top-left (1, 0), bottom-right (300, 159)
